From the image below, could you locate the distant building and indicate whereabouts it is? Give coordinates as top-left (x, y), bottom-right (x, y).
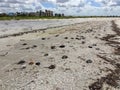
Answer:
top-left (39, 10), bottom-right (45, 16)
top-left (37, 10), bottom-right (53, 17)
top-left (62, 13), bottom-right (64, 17)
top-left (8, 12), bottom-right (16, 16)
top-left (35, 11), bottom-right (40, 16)
top-left (55, 13), bottom-right (64, 17)
top-left (0, 13), bottom-right (7, 17)
top-left (45, 10), bottom-right (53, 17)
top-left (29, 12), bottom-right (36, 16)
top-left (16, 12), bottom-right (29, 16)
top-left (0, 9), bottom-right (65, 17)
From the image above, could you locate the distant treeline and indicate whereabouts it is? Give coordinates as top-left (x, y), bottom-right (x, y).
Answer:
top-left (0, 15), bottom-right (120, 20)
top-left (70, 16), bottom-right (120, 18)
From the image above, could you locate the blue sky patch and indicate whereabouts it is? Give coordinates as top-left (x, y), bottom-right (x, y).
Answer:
top-left (41, 2), bottom-right (56, 8)
top-left (86, 0), bottom-right (101, 7)
top-left (91, 1), bottom-right (101, 7)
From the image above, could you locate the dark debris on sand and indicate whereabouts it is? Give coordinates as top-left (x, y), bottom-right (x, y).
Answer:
top-left (51, 46), bottom-right (56, 49)
top-left (89, 20), bottom-right (120, 90)
top-left (62, 55), bottom-right (68, 59)
top-left (17, 60), bottom-right (26, 65)
top-left (59, 45), bottom-right (65, 48)
top-left (48, 65), bottom-right (56, 69)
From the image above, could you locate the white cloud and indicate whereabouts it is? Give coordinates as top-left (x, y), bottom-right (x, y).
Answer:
top-left (95, 0), bottom-right (120, 6)
top-left (0, 0), bottom-right (120, 16)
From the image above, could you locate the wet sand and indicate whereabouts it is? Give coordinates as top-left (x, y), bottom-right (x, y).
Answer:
top-left (0, 18), bottom-right (120, 90)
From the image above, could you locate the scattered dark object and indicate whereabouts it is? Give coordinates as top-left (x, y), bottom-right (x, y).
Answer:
top-left (93, 44), bottom-right (97, 46)
top-left (89, 81), bottom-right (102, 90)
top-left (115, 63), bottom-right (120, 68)
top-left (86, 29), bottom-right (93, 33)
top-left (115, 47), bottom-right (120, 55)
top-left (21, 66), bottom-right (26, 69)
top-left (81, 41), bottom-right (85, 44)
top-left (59, 45), bottom-right (65, 48)
top-left (65, 68), bottom-right (71, 71)
top-left (51, 46), bottom-right (56, 49)
top-left (71, 37), bottom-right (74, 39)
top-left (77, 56), bottom-right (85, 61)
top-left (25, 80), bottom-right (35, 87)
top-left (86, 59), bottom-right (92, 63)
top-left (95, 36), bottom-right (98, 39)
top-left (17, 60), bottom-right (26, 65)
top-left (76, 38), bottom-right (81, 40)
top-left (96, 48), bottom-right (100, 50)
top-left (76, 35), bottom-right (79, 37)
top-left (48, 65), bottom-right (56, 69)
top-left (25, 47), bottom-right (30, 50)
top-left (81, 36), bottom-right (85, 39)
top-left (13, 68), bottom-right (17, 71)
top-left (55, 35), bottom-right (59, 37)
top-left (6, 45), bottom-right (11, 47)
top-left (32, 45), bottom-right (37, 48)
top-left (36, 62), bottom-right (40, 66)
top-left (29, 61), bottom-right (34, 65)
top-left (20, 47), bottom-right (30, 50)
top-left (88, 46), bottom-right (92, 48)
top-left (62, 55), bottom-right (68, 59)
top-left (42, 38), bottom-right (46, 40)
top-left (56, 87), bottom-right (61, 90)
top-left (64, 37), bottom-right (68, 39)
top-left (21, 45), bottom-right (37, 50)
top-left (44, 53), bottom-right (49, 56)
top-left (22, 43), bottom-right (27, 46)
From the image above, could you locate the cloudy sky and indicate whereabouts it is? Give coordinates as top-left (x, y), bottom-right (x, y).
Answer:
top-left (0, 0), bottom-right (120, 16)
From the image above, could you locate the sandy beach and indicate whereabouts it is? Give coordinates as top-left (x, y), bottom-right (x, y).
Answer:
top-left (0, 18), bottom-right (120, 90)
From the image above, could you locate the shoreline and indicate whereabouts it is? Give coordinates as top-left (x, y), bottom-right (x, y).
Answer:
top-left (0, 18), bottom-right (120, 36)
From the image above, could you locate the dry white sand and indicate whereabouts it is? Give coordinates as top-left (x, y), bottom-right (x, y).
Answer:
top-left (0, 18), bottom-right (120, 90)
